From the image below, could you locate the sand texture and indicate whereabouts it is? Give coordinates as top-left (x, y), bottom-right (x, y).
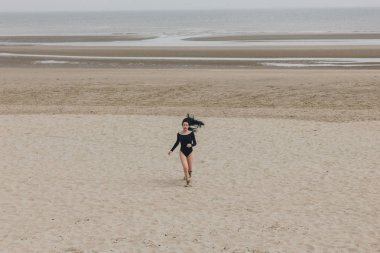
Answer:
top-left (1, 39), bottom-right (380, 252)
top-left (0, 68), bottom-right (379, 122)
top-left (1, 115), bottom-right (379, 253)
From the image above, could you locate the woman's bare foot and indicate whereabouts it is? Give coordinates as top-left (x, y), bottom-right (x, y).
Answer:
top-left (184, 177), bottom-right (192, 187)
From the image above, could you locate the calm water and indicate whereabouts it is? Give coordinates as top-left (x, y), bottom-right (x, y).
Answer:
top-left (1, 8), bottom-right (380, 36)
top-left (0, 8), bottom-right (380, 46)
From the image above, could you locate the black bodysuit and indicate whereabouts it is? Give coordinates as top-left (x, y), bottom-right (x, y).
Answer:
top-left (171, 131), bottom-right (197, 157)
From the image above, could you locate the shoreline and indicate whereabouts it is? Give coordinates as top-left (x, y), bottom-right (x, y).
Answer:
top-left (2, 45), bottom-right (380, 58)
top-left (2, 33), bottom-right (380, 42)
top-left (184, 32), bottom-right (380, 41)
top-left (0, 35), bottom-right (157, 43)
top-left (2, 45), bottom-right (380, 69)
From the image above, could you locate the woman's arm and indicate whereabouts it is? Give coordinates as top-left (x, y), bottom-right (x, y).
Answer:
top-left (170, 133), bottom-right (180, 151)
top-left (191, 131), bottom-right (197, 147)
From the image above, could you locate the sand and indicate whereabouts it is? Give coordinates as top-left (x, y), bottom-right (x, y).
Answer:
top-left (0, 114), bottom-right (379, 253)
top-left (1, 40), bottom-right (380, 252)
top-left (2, 45), bottom-right (380, 59)
top-left (2, 45), bottom-right (380, 69)
top-left (183, 33), bottom-right (380, 41)
top-left (0, 68), bottom-right (379, 122)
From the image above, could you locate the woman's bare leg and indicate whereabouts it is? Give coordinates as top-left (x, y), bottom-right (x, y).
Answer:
top-left (179, 151), bottom-right (190, 181)
top-left (187, 153), bottom-right (193, 178)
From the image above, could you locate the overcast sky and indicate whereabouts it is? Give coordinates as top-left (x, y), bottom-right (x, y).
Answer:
top-left (1, 0), bottom-right (380, 12)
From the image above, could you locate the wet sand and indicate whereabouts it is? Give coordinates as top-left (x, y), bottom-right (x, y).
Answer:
top-left (2, 45), bottom-right (380, 58)
top-left (0, 35), bottom-right (157, 43)
top-left (2, 45), bottom-right (380, 69)
top-left (184, 33), bottom-right (380, 41)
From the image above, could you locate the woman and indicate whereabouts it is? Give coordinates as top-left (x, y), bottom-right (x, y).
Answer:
top-left (168, 114), bottom-right (204, 187)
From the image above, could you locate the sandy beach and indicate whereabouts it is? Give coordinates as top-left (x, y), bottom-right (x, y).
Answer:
top-left (1, 33), bottom-right (380, 252)
top-left (1, 68), bottom-right (379, 121)
top-left (1, 114), bottom-right (379, 253)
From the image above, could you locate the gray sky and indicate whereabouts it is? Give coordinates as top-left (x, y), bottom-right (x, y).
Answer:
top-left (1, 0), bottom-right (380, 12)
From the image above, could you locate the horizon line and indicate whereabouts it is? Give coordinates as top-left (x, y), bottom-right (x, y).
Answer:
top-left (1, 6), bottom-right (380, 14)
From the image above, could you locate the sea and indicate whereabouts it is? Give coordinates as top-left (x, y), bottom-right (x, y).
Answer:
top-left (1, 8), bottom-right (380, 67)
top-left (0, 8), bottom-right (380, 46)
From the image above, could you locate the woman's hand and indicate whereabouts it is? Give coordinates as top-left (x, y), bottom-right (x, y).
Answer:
top-left (186, 144), bottom-right (192, 148)
top-left (168, 150), bottom-right (173, 156)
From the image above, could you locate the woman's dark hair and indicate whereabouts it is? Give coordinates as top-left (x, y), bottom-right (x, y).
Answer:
top-left (182, 113), bottom-right (205, 133)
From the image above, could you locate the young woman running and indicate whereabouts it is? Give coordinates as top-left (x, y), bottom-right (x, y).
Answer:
top-left (168, 114), bottom-right (204, 187)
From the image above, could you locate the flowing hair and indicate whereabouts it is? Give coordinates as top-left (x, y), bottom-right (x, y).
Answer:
top-left (182, 113), bottom-right (205, 133)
